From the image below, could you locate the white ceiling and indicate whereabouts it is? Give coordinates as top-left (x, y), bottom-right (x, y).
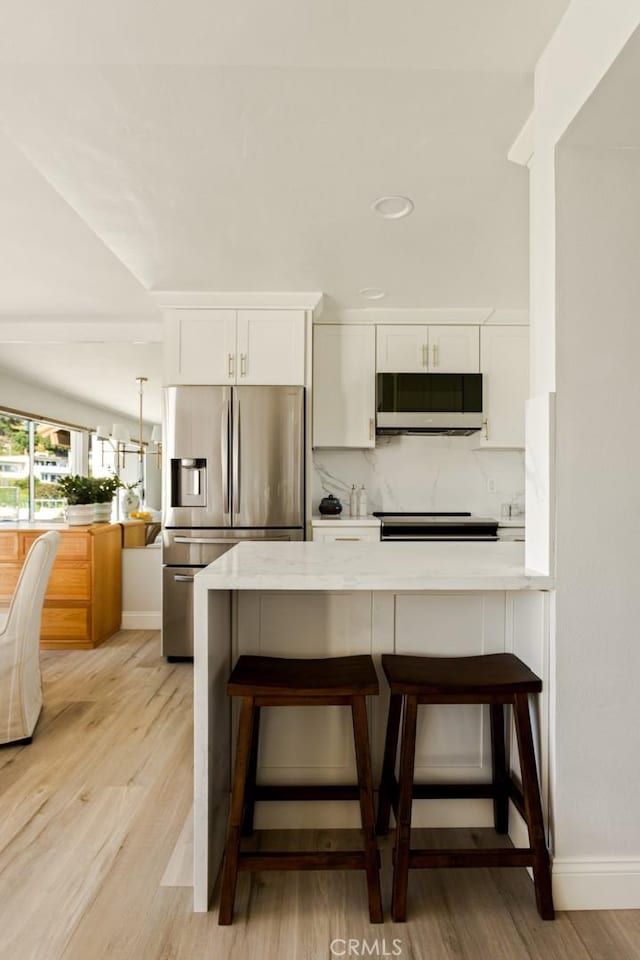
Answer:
top-left (0, 0), bottom-right (570, 418)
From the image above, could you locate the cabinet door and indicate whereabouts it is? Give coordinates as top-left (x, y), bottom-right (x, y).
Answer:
top-left (163, 309), bottom-right (236, 385)
top-left (480, 326), bottom-right (528, 448)
top-left (313, 325), bottom-right (376, 448)
top-left (376, 325), bottom-right (429, 372)
top-left (236, 310), bottom-right (305, 385)
top-left (236, 591), bottom-right (373, 788)
top-left (313, 530), bottom-right (380, 542)
top-left (394, 593), bottom-right (505, 785)
top-left (429, 325), bottom-right (479, 372)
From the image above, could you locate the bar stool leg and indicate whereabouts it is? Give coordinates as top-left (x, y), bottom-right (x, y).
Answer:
top-left (513, 693), bottom-right (555, 920)
top-left (242, 706), bottom-right (261, 836)
top-left (351, 696), bottom-right (384, 923)
top-left (376, 692), bottom-right (403, 836)
top-left (391, 695), bottom-right (418, 923)
top-left (490, 703), bottom-right (509, 835)
top-left (219, 696), bottom-right (256, 925)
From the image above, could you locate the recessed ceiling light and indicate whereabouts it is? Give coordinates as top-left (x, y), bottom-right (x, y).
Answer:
top-left (372, 195), bottom-right (414, 220)
top-left (359, 287), bottom-right (386, 301)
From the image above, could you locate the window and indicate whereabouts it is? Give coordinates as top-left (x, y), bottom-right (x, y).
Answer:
top-left (0, 412), bottom-right (84, 521)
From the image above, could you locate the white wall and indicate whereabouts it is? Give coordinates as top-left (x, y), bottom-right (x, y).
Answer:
top-left (0, 368), bottom-right (141, 436)
top-left (312, 439), bottom-right (524, 518)
top-left (121, 545), bottom-right (161, 630)
top-left (554, 144), bottom-right (640, 868)
top-left (526, 0), bottom-right (640, 909)
top-left (526, 0), bottom-right (640, 571)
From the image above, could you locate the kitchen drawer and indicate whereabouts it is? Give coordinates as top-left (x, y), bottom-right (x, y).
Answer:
top-left (497, 526), bottom-right (525, 542)
top-left (313, 529), bottom-right (380, 543)
top-left (46, 563), bottom-right (92, 601)
top-left (0, 533), bottom-right (19, 560)
top-left (41, 605), bottom-right (91, 643)
top-left (0, 563), bottom-right (21, 599)
top-left (21, 531), bottom-right (91, 560)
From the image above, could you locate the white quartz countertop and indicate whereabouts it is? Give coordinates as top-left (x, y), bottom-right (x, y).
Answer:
top-left (311, 514), bottom-right (381, 527)
top-left (195, 540), bottom-right (552, 591)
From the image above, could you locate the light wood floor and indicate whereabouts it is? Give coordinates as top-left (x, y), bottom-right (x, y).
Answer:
top-left (1, 630), bottom-right (639, 960)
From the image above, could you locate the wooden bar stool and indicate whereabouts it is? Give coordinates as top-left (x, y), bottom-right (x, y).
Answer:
top-left (376, 653), bottom-right (554, 922)
top-left (218, 654), bottom-right (383, 925)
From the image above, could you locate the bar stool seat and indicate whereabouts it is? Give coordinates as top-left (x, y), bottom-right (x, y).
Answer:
top-left (219, 654), bottom-right (383, 925)
top-left (377, 653), bottom-right (554, 922)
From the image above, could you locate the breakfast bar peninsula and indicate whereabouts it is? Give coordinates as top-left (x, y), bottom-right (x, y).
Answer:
top-left (193, 540), bottom-right (552, 911)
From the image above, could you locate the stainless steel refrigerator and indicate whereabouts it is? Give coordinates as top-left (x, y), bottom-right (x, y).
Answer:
top-left (162, 385), bottom-right (305, 659)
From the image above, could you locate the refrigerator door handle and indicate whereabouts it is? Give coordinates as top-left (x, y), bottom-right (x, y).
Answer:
top-left (232, 396), bottom-right (240, 519)
top-left (173, 574), bottom-right (196, 582)
top-left (175, 535), bottom-right (291, 546)
top-left (221, 399), bottom-right (231, 516)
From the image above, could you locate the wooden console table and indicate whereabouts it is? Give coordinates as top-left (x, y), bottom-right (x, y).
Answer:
top-left (0, 523), bottom-right (122, 649)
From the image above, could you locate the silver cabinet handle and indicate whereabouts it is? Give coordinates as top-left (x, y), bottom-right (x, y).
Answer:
top-left (422, 344), bottom-right (428, 368)
top-left (173, 574), bottom-right (195, 582)
top-left (240, 353), bottom-right (247, 377)
top-left (483, 418), bottom-right (489, 440)
top-left (369, 418), bottom-right (375, 442)
top-left (335, 537), bottom-right (361, 541)
top-left (432, 343), bottom-right (438, 368)
top-left (228, 353), bottom-right (234, 378)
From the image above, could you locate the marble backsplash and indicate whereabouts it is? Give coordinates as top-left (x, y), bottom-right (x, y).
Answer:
top-left (312, 434), bottom-right (525, 519)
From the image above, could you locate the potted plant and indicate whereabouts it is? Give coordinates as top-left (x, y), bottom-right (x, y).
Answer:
top-left (56, 474), bottom-right (96, 526)
top-left (91, 474), bottom-right (122, 522)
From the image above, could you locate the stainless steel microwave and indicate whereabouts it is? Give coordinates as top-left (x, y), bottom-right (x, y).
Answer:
top-left (376, 372), bottom-right (483, 436)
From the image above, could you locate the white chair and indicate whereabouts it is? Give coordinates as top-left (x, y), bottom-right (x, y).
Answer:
top-left (0, 531), bottom-right (60, 745)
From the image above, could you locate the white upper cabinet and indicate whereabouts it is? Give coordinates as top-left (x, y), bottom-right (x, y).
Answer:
top-left (164, 308), bottom-right (236, 384)
top-left (313, 325), bottom-right (376, 448)
top-left (164, 308), bottom-right (305, 385)
top-left (236, 310), bottom-right (305, 385)
top-left (376, 324), bottom-right (479, 373)
top-left (428, 325), bottom-right (479, 372)
top-left (480, 325), bottom-right (528, 448)
top-left (376, 325), bottom-right (429, 372)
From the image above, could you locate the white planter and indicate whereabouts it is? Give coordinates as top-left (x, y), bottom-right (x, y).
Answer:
top-left (65, 503), bottom-right (95, 526)
top-left (93, 502), bottom-right (113, 523)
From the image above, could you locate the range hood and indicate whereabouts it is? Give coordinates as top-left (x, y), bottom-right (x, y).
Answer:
top-left (376, 373), bottom-right (483, 436)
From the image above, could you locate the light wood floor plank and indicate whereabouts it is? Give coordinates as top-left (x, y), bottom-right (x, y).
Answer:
top-left (0, 629), bottom-right (638, 960)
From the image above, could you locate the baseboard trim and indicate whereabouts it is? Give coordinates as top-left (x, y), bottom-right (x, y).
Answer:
top-left (121, 611), bottom-right (161, 630)
top-left (552, 859), bottom-right (640, 910)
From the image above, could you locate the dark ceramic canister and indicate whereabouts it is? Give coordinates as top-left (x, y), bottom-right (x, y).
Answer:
top-left (318, 494), bottom-right (343, 516)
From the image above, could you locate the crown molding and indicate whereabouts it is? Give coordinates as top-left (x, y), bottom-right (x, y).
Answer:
top-left (150, 291), bottom-right (323, 311)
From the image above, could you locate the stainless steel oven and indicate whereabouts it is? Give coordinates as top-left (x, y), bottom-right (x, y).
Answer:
top-left (374, 512), bottom-right (499, 541)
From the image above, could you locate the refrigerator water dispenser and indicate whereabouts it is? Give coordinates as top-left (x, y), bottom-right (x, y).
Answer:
top-left (170, 458), bottom-right (207, 507)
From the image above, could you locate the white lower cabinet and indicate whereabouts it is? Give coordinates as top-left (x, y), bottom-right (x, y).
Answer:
top-left (312, 520), bottom-right (380, 543)
top-left (236, 592), bottom-right (373, 801)
top-left (313, 530), bottom-right (380, 542)
top-left (234, 589), bottom-right (517, 828)
top-left (394, 593), bottom-right (505, 797)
